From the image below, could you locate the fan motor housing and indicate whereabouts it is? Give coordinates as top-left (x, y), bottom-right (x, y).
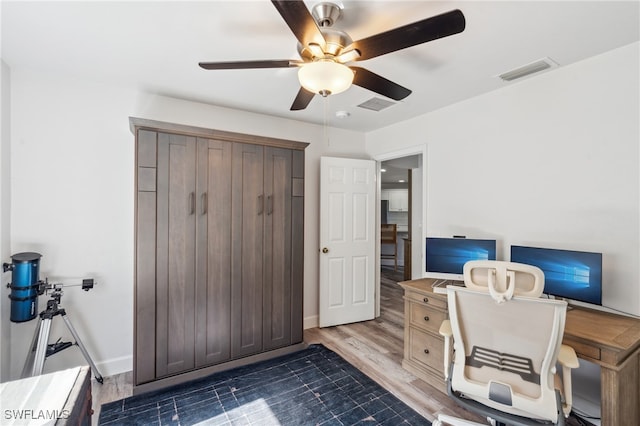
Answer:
top-left (312, 2), bottom-right (342, 27)
top-left (298, 2), bottom-right (351, 60)
top-left (298, 27), bottom-right (353, 60)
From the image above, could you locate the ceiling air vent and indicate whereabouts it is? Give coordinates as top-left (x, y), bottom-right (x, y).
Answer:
top-left (357, 97), bottom-right (396, 112)
top-left (498, 58), bottom-right (558, 82)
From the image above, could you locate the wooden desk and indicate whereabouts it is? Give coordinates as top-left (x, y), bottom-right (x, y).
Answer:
top-left (399, 278), bottom-right (640, 425)
top-left (563, 307), bottom-right (640, 425)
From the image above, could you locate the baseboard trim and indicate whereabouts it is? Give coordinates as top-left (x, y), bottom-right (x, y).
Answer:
top-left (304, 315), bottom-right (319, 330)
top-left (96, 354), bottom-right (133, 378)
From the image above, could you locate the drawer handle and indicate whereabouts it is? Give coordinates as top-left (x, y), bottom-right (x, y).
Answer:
top-left (423, 316), bottom-right (430, 321)
top-left (423, 297), bottom-right (429, 303)
top-left (423, 349), bottom-right (430, 354)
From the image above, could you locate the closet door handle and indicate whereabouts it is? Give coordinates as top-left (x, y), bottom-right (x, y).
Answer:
top-left (267, 195), bottom-right (273, 215)
top-left (189, 192), bottom-right (195, 215)
top-left (258, 195), bottom-right (264, 215)
top-left (201, 192), bottom-right (207, 215)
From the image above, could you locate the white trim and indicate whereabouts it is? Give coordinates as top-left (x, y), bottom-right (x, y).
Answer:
top-left (374, 144), bottom-right (426, 162)
top-left (95, 354), bottom-right (132, 378)
top-left (303, 315), bottom-right (319, 330)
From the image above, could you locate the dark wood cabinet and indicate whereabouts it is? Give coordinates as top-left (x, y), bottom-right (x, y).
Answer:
top-left (131, 118), bottom-right (307, 393)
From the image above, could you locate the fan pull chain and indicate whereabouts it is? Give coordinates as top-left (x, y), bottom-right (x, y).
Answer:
top-left (323, 95), bottom-right (331, 147)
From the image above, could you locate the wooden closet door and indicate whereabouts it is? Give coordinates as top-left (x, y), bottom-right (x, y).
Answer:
top-left (135, 129), bottom-right (158, 385)
top-left (155, 133), bottom-right (197, 377)
top-left (231, 143), bottom-right (264, 358)
top-left (195, 138), bottom-right (233, 367)
top-left (263, 147), bottom-right (293, 350)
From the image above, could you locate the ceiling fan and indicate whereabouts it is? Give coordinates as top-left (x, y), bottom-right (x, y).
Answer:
top-left (199, 1), bottom-right (465, 111)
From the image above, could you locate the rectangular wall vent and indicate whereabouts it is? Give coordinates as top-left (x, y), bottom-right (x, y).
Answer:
top-left (357, 97), bottom-right (396, 112)
top-left (498, 58), bottom-right (558, 82)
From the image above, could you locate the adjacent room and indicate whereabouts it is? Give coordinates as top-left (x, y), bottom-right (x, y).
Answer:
top-left (1, 1), bottom-right (638, 425)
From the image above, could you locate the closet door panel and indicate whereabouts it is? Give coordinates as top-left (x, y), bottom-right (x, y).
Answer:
top-left (156, 133), bottom-right (197, 377)
top-left (135, 130), bottom-right (157, 385)
top-left (263, 147), bottom-right (292, 350)
top-left (290, 150), bottom-right (305, 344)
top-left (195, 138), bottom-right (233, 367)
top-left (231, 143), bottom-right (264, 358)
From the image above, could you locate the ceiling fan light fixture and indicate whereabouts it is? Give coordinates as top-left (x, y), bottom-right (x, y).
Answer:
top-left (298, 60), bottom-right (354, 97)
top-left (335, 49), bottom-right (360, 63)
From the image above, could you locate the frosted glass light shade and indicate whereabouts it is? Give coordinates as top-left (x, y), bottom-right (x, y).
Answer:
top-left (298, 61), bottom-right (354, 96)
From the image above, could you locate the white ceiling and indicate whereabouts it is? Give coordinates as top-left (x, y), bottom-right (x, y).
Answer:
top-left (2, 1), bottom-right (639, 133)
top-left (381, 155), bottom-right (420, 184)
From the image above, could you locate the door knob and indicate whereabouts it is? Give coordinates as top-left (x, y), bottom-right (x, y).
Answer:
top-left (322, 247), bottom-right (329, 253)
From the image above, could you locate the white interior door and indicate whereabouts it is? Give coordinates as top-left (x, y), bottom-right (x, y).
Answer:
top-left (319, 156), bottom-right (376, 327)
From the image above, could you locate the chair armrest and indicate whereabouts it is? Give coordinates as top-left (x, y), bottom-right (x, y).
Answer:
top-left (439, 319), bottom-right (452, 337)
top-left (558, 344), bottom-right (579, 369)
top-left (440, 320), bottom-right (452, 379)
top-left (558, 344), bottom-right (579, 417)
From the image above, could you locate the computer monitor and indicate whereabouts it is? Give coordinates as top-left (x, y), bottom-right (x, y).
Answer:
top-left (510, 245), bottom-right (602, 306)
top-left (425, 237), bottom-right (497, 281)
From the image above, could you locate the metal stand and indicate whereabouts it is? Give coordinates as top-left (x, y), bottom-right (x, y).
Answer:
top-left (22, 295), bottom-right (104, 383)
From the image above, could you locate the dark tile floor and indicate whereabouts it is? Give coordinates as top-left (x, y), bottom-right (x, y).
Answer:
top-left (99, 344), bottom-right (430, 425)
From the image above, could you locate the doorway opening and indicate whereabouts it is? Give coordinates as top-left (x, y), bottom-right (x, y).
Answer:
top-left (380, 154), bottom-right (422, 280)
top-left (380, 155), bottom-right (419, 281)
top-left (377, 153), bottom-right (423, 317)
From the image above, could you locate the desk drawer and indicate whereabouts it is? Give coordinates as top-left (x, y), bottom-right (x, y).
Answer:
top-left (564, 338), bottom-right (600, 361)
top-left (409, 302), bottom-right (447, 334)
top-left (405, 290), bottom-right (447, 310)
top-left (408, 327), bottom-right (445, 375)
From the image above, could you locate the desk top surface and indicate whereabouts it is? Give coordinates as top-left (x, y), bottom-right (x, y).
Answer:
top-left (565, 306), bottom-right (640, 353)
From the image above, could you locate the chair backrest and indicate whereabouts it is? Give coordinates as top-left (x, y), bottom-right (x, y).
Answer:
top-left (380, 224), bottom-right (397, 244)
top-left (447, 260), bottom-right (567, 423)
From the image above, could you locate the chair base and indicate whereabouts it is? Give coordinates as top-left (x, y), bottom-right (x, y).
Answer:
top-left (433, 414), bottom-right (489, 426)
top-left (441, 371), bottom-right (565, 426)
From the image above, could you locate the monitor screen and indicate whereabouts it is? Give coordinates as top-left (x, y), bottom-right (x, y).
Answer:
top-left (510, 245), bottom-right (602, 305)
top-left (425, 237), bottom-right (497, 281)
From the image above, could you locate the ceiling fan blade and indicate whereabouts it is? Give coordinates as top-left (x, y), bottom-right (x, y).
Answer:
top-left (290, 87), bottom-right (315, 111)
top-left (351, 67), bottom-right (411, 101)
top-left (271, 0), bottom-right (326, 48)
top-left (350, 9), bottom-right (465, 61)
top-left (199, 60), bottom-right (302, 70)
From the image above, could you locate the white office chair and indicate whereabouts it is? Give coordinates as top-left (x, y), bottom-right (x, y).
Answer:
top-left (434, 261), bottom-right (579, 426)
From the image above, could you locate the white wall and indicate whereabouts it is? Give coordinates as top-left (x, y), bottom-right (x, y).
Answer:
top-left (367, 42), bottom-right (640, 316)
top-left (7, 70), bottom-right (366, 379)
top-left (0, 59), bottom-right (12, 381)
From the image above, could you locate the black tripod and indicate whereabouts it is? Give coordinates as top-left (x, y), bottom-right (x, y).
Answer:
top-left (22, 287), bottom-right (104, 383)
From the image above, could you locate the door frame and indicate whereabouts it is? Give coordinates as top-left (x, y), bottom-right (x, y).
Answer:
top-left (373, 144), bottom-right (427, 316)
